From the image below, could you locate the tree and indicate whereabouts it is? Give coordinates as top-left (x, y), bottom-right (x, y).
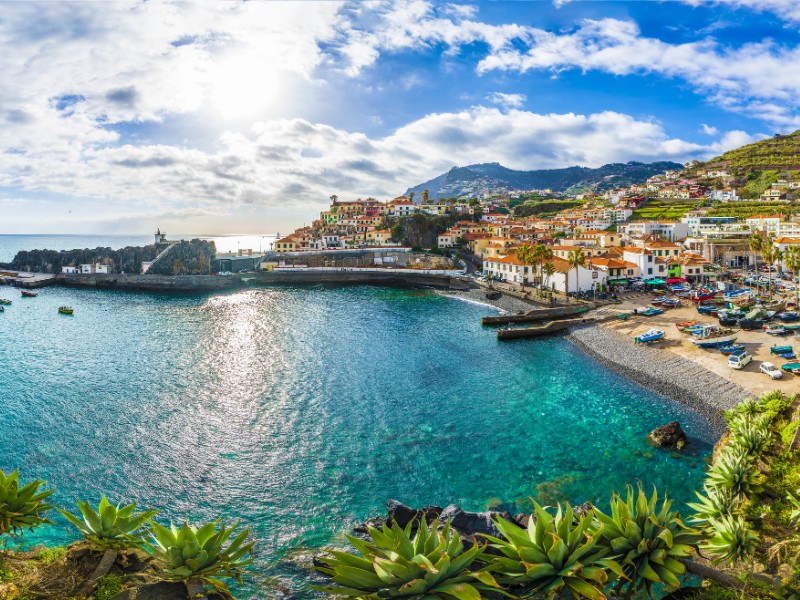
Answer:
top-left (408, 191), bottom-right (415, 203)
top-left (761, 238), bottom-right (778, 299)
top-left (421, 189), bottom-right (429, 203)
top-left (542, 261), bottom-right (555, 290)
top-left (534, 244), bottom-right (553, 289)
top-left (748, 232), bottom-right (764, 272)
top-left (329, 194), bottom-right (338, 204)
top-left (567, 247), bottom-right (586, 296)
top-left (783, 246), bottom-right (800, 308)
top-left (515, 244), bottom-right (535, 289)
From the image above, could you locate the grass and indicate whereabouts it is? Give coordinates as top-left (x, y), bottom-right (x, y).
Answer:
top-left (29, 547), bottom-right (67, 564)
top-left (95, 574), bottom-right (122, 600)
top-left (630, 199), bottom-right (699, 220)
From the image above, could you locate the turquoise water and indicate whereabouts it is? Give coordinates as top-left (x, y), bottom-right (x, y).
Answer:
top-left (0, 285), bottom-right (713, 597)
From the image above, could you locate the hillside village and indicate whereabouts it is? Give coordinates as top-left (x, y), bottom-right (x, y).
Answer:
top-left (270, 131), bottom-right (800, 296)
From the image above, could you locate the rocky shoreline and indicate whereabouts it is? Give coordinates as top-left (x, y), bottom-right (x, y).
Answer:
top-left (436, 287), bottom-right (539, 314)
top-left (566, 324), bottom-right (750, 435)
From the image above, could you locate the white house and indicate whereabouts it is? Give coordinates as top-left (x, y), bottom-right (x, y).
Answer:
top-left (61, 266), bottom-right (78, 274)
top-left (79, 263), bottom-right (109, 274)
top-left (623, 247), bottom-right (668, 279)
top-left (482, 255), bottom-right (606, 293)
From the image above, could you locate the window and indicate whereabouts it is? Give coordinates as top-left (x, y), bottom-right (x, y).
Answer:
top-left (648, 268), bottom-right (653, 275)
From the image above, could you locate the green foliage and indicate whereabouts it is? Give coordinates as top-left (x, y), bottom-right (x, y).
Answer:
top-left (630, 200), bottom-right (698, 221)
top-left (687, 486), bottom-right (739, 529)
top-left (698, 131), bottom-right (800, 170)
top-left (30, 546), bottom-right (67, 564)
top-left (705, 201), bottom-right (792, 219)
top-left (593, 484), bottom-right (699, 599)
top-left (95, 574), bottom-right (122, 600)
top-left (782, 421), bottom-right (800, 446)
top-left (739, 170), bottom-right (780, 199)
top-left (149, 519), bottom-right (254, 595)
top-left (707, 449), bottom-right (764, 500)
top-left (57, 496), bottom-right (157, 550)
top-left (700, 515), bottom-right (759, 564)
top-left (0, 566), bottom-right (13, 582)
top-left (315, 518), bottom-right (500, 600)
top-left (731, 420), bottom-right (772, 457)
top-left (513, 199), bottom-right (584, 218)
top-left (489, 503), bottom-right (620, 599)
top-left (0, 469), bottom-right (55, 536)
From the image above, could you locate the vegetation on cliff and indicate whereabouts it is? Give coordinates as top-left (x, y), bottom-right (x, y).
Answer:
top-left (693, 130), bottom-right (800, 172)
top-left (3, 246), bottom-right (159, 274)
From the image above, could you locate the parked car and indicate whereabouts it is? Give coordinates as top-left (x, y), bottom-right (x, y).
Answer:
top-left (728, 351), bottom-right (752, 369)
top-left (760, 362), bottom-right (783, 379)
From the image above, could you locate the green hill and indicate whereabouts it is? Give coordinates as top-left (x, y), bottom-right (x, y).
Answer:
top-left (695, 129), bottom-right (800, 172)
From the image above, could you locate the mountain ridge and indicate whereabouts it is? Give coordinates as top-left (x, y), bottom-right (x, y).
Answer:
top-left (404, 161), bottom-right (684, 200)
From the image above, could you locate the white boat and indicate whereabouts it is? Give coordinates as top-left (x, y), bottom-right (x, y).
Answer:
top-left (688, 325), bottom-right (738, 348)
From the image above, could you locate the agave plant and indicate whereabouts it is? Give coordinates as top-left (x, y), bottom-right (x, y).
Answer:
top-left (0, 469), bottom-right (54, 536)
top-left (149, 519), bottom-right (255, 597)
top-left (315, 517), bottom-right (501, 600)
top-left (58, 496), bottom-right (158, 597)
top-left (593, 484), bottom-right (699, 599)
top-left (488, 503), bottom-right (622, 599)
top-left (706, 449), bottom-right (764, 500)
top-left (700, 515), bottom-right (759, 565)
top-left (788, 489), bottom-right (800, 525)
top-left (58, 495), bottom-right (158, 549)
top-left (686, 486), bottom-right (739, 529)
top-left (731, 420), bottom-right (772, 457)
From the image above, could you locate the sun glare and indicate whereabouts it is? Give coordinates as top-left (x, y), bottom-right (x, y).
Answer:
top-left (210, 54), bottom-right (281, 120)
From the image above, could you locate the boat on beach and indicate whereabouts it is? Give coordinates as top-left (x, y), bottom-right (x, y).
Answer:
top-left (661, 299), bottom-right (681, 308)
top-left (675, 320), bottom-right (698, 329)
top-left (764, 324), bottom-right (790, 336)
top-left (58, 306), bottom-right (74, 315)
top-left (635, 328), bottom-right (665, 344)
top-left (778, 311), bottom-right (799, 322)
top-left (719, 343), bottom-right (746, 354)
top-left (688, 325), bottom-right (738, 348)
top-left (641, 307), bottom-right (664, 316)
top-left (690, 290), bottom-right (716, 302)
top-left (771, 344), bottom-right (794, 355)
top-left (782, 362), bottom-right (800, 374)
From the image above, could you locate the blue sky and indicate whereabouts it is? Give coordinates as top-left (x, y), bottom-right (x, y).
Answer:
top-left (1, 0), bottom-right (799, 234)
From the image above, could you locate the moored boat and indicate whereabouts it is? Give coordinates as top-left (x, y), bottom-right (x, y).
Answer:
top-left (58, 306), bottom-right (74, 315)
top-left (21, 290), bottom-right (38, 297)
top-left (0, 298), bottom-right (11, 305)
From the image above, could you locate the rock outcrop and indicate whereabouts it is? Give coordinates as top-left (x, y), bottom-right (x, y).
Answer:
top-left (648, 421), bottom-right (689, 450)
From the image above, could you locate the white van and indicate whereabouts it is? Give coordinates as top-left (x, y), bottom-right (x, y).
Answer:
top-left (728, 351), bottom-right (752, 369)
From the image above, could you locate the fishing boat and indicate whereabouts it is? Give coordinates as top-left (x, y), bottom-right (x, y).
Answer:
top-left (783, 323), bottom-right (800, 331)
top-left (719, 343), bottom-right (746, 355)
top-left (58, 306), bottom-right (74, 315)
top-left (778, 311), bottom-right (800, 322)
top-left (650, 297), bottom-right (666, 306)
top-left (688, 325), bottom-right (738, 348)
top-left (635, 328), bottom-right (665, 344)
top-left (661, 299), bottom-right (681, 308)
top-left (690, 290), bottom-right (716, 302)
top-left (771, 344), bottom-right (794, 355)
top-left (675, 320), bottom-right (698, 329)
top-left (641, 307), bottom-right (664, 316)
top-left (696, 304), bottom-right (718, 315)
top-left (20, 290), bottom-right (38, 297)
top-left (764, 324), bottom-right (790, 336)
top-left (0, 298), bottom-right (11, 305)
top-left (782, 363), bottom-right (800, 374)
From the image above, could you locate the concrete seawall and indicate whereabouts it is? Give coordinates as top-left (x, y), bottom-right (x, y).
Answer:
top-left (55, 270), bottom-right (469, 291)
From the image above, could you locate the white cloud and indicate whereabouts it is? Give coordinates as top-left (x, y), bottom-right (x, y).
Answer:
top-left (486, 92), bottom-right (526, 109)
top-left (701, 124), bottom-right (719, 135)
top-left (682, 0), bottom-right (800, 23)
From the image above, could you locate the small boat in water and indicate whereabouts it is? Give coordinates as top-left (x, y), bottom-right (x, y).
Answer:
top-left (719, 343), bottom-right (746, 354)
top-left (635, 328), bottom-right (665, 344)
top-left (0, 298), bottom-right (11, 305)
top-left (58, 306), bottom-right (74, 315)
top-left (21, 290), bottom-right (38, 297)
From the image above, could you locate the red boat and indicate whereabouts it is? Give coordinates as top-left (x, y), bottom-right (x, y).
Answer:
top-left (21, 290), bottom-right (38, 297)
top-left (690, 291), bottom-right (715, 302)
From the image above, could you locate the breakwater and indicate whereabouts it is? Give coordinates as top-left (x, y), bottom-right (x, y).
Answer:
top-left (51, 270), bottom-right (468, 291)
top-left (567, 325), bottom-right (750, 433)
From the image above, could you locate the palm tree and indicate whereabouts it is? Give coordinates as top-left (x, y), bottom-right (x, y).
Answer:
top-left (329, 194), bottom-right (338, 205)
top-left (749, 231), bottom-right (763, 271)
top-left (515, 244), bottom-right (535, 289)
top-left (567, 247), bottom-right (586, 298)
top-left (783, 246), bottom-right (800, 309)
top-left (542, 261), bottom-right (555, 291)
top-left (761, 238), bottom-right (778, 299)
top-left (534, 244), bottom-right (553, 290)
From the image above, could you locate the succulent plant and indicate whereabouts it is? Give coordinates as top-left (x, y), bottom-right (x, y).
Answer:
top-left (593, 484), bottom-right (699, 599)
top-left (315, 517), bottom-right (501, 600)
top-left (488, 502), bottom-right (621, 599)
top-left (700, 515), bottom-right (759, 564)
top-left (731, 420), bottom-right (772, 457)
top-left (706, 449), bottom-right (764, 500)
top-left (149, 519), bottom-right (254, 595)
top-left (0, 469), bottom-right (54, 536)
top-left (57, 496), bottom-right (158, 549)
top-left (686, 485), bottom-right (740, 530)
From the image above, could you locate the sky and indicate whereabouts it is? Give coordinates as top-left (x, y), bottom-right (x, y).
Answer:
top-left (1, 0), bottom-right (800, 235)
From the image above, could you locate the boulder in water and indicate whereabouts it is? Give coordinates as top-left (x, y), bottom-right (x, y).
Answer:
top-left (648, 421), bottom-right (688, 451)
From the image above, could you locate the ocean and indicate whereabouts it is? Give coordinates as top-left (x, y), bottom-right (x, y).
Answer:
top-left (0, 236), bottom-right (714, 597)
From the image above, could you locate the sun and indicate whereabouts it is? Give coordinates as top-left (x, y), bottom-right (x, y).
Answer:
top-left (209, 54), bottom-right (281, 120)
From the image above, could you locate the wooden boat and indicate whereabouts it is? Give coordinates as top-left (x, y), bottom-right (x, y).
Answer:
top-left (690, 291), bottom-right (716, 302)
top-left (650, 297), bottom-right (666, 306)
top-left (719, 343), bottom-right (746, 355)
top-left (661, 299), bottom-right (681, 308)
top-left (0, 298), bottom-right (11, 305)
top-left (21, 290), bottom-right (38, 297)
top-left (635, 328), bottom-right (665, 344)
top-left (783, 323), bottom-right (800, 331)
top-left (781, 362), bottom-right (800, 374)
top-left (770, 344), bottom-right (794, 355)
top-left (696, 304), bottom-right (717, 315)
top-left (58, 306), bottom-right (74, 315)
top-left (675, 320), bottom-right (698, 329)
top-left (764, 324), bottom-right (790, 336)
top-left (688, 325), bottom-right (738, 348)
top-left (778, 311), bottom-right (800, 322)
top-left (641, 307), bottom-right (664, 316)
